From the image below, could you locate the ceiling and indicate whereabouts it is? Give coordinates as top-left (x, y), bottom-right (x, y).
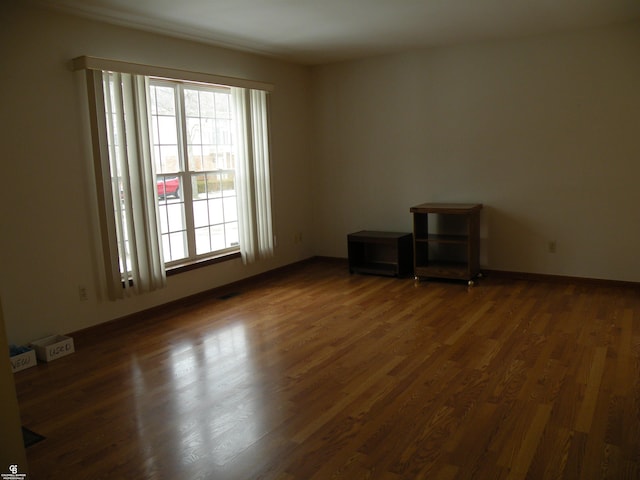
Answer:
top-left (36, 0), bottom-right (640, 65)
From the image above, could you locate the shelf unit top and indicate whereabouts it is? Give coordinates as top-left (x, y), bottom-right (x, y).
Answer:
top-left (348, 231), bottom-right (412, 240)
top-left (410, 203), bottom-right (483, 214)
top-left (416, 234), bottom-right (469, 243)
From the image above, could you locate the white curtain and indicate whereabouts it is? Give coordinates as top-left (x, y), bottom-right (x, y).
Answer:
top-left (96, 71), bottom-right (166, 298)
top-left (232, 87), bottom-right (274, 264)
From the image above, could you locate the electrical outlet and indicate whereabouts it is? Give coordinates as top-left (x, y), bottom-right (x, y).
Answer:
top-left (548, 241), bottom-right (557, 254)
top-left (78, 286), bottom-right (88, 302)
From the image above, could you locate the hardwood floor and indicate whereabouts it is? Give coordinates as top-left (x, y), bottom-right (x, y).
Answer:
top-left (14, 259), bottom-right (640, 479)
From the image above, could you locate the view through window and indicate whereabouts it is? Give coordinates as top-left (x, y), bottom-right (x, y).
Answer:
top-left (149, 80), bottom-right (239, 265)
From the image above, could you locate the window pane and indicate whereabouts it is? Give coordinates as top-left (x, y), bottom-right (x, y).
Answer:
top-left (201, 146), bottom-right (216, 170)
top-left (193, 199), bottom-right (208, 229)
top-left (158, 145), bottom-right (180, 173)
top-left (157, 116), bottom-right (178, 145)
top-left (216, 150), bottom-right (235, 170)
top-left (201, 118), bottom-right (215, 144)
top-left (167, 202), bottom-right (185, 231)
top-left (188, 169), bottom-right (237, 257)
top-left (191, 173), bottom-right (206, 198)
top-left (217, 119), bottom-right (232, 145)
top-left (221, 172), bottom-right (235, 194)
top-left (210, 225), bottom-right (225, 251)
top-left (186, 117), bottom-right (201, 145)
top-left (152, 86), bottom-right (176, 115)
top-left (188, 145), bottom-right (204, 172)
top-left (184, 89), bottom-right (199, 116)
top-left (206, 173), bottom-right (215, 197)
top-left (171, 232), bottom-right (187, 260)
top-left (208, 198), bottom-right (223, 225)
top-left (158, 204), bottom-right (169, 234)
top-left (157, 176), bottom-right (181, 200)
top-left (215, 92), bottom-right (230, 118)
top-left (223, 197), bottom-right (237, 222)
top-left (162, 231), bottom-right (187, 262)
top-left (161, 234), bottom-right (170, 260)
top-left (151, 84), bottom-right (181, 177)
top-left (199, 91), bottom-right (215, 117)
top-left (226, 222), bottom-right (239, 248)
top-left (195, 227), bottom-right (211, 255)
top-left (184, 88), bottom-right (234, 175)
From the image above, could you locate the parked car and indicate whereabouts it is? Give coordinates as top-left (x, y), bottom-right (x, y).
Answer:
top-left (157, 177), bottom-right (180, 199)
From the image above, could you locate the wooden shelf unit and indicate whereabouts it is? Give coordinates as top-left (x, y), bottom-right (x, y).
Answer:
top-left (347, 231), bottom-right (413, 277)
top-left (410, 203), bottom-right (482, 285)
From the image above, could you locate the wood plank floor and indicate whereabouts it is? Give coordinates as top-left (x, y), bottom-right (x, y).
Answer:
top-left (14, 259), bottom-right (640, 479)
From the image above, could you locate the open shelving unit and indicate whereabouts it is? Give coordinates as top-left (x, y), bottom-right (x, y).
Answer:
top-left (347, 231), bottom-right (413, 277)
top-left (410, 203), bottom-right (482, 285)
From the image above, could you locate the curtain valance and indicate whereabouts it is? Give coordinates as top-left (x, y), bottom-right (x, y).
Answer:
top-left (72, 56), bottom-right (275, 92)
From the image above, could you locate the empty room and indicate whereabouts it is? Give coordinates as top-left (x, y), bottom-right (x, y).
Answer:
top-left (1, 1), bottom-right (639, 479)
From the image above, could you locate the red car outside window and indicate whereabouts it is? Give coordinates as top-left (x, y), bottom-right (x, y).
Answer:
top-left (157, 177), bottom-right (180, 199)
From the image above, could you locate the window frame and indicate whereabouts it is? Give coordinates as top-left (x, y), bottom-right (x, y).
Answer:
top-left (149, 78), bottom-right (242, 269)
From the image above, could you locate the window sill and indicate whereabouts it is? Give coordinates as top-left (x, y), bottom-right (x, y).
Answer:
top-left (166, 251), bottom-right (241, 277)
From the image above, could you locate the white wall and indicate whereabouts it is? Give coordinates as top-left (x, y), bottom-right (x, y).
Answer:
top-left (0, 3), bottom-right (314, 344)
top-left (311, 23), bottom-right (640, 282)
top-left (1, 4), bottom-right (638, 345)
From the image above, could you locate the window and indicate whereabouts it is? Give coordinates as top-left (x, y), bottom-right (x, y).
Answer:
top-left (148, 80), bottom-right (239, 265)
top-left (77, 57), bottom-right (274, 299)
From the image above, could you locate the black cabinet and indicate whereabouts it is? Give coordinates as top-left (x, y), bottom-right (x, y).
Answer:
top-left (348, 231), bottom-right (413, 277)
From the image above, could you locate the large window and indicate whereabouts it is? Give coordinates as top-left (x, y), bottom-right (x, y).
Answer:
top-left (78, 57), bottom-right (274, 299)
top-left (149, 81), bottom-right (239, 265)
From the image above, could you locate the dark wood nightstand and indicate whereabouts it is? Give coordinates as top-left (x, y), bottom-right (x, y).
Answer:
top-left (410, 203), bottom-right (482, 285)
